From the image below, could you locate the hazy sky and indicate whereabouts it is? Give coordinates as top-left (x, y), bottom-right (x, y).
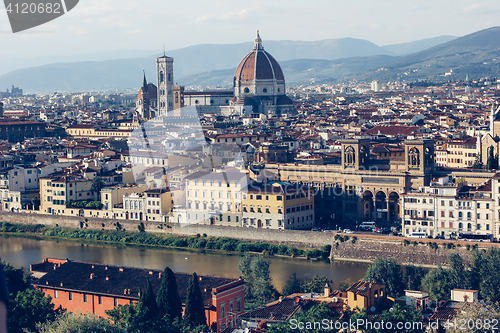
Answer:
top-left (0, 0), bottom-right (499, 59)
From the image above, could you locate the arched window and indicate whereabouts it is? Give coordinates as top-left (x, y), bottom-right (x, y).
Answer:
top-left (344, 146), bottom-right (355, 165)
top-left (409, 148), bottom-right (420, 166)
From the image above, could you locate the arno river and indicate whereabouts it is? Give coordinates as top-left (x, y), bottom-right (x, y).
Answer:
top-left (0, 235), bottom-right (369, 290)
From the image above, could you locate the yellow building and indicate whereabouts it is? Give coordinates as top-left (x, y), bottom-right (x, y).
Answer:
top-left (346, 281), bottom-right (387, 311)
top-left (66, 125), bottom-right (132, 139)
top-left (446, 138), bottom-right (477, 168)
top-left (242, 181), bottom-right (314, 230)
top-left (39, 175), bottom-right (94, 215)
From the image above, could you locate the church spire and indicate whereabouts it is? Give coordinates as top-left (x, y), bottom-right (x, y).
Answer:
top-left (253, 30), bottom-right (263, 50)
top-left (142, 71), bottom-right (147, 89)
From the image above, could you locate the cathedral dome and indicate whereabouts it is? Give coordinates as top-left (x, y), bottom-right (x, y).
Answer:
top-left (234, 31), bottom-right (284, 82)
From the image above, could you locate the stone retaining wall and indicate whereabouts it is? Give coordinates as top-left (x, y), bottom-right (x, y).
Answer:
top-left (0, 212), bottom-right (483, 266)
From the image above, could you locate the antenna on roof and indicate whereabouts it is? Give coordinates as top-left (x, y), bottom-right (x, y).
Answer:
top-left (163, 44), bottom-right (165, 57)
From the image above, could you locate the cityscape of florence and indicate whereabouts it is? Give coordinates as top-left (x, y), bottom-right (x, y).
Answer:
top-left (1, 1), bottom-right (500, 332)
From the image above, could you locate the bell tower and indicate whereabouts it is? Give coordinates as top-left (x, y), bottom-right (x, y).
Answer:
top-left (405, 140), bottom-right (434, 174)
top-left (156, 55), bottom-right (174, 115)
top-left (136, 72), bottom-right (151, 120)
top-left (341, 139), bottom-right (370, 171)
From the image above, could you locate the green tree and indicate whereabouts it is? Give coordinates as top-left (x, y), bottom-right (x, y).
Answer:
top-left (267, 303), bottom-right (339, 333)
top-left (106, 304), bottom-right (137, 332)
top-left (404, 265), bottom-right (428, 291)
top-left (282, 273), bottom-right (302, 296)
top-left (467, 248), bottom-right (483, 290)
top-left (304, 275), bottom-right (331, 294)
top-left (352, 303), bottom-right (425, 333)
top-left (183, 272), bottom-right (207, 329)
top-left (156, 267), bottom-right (183, 323)
top-left (478, 247), bottom-right (500, 304)
top-left (471, 155), bottom-right (484, 169)
top-left (250, 255), bottom-right (274, 303)
top-left (238, 253), bottom-right (254, 298)
top-left (133, 278), bottom-right (160, 332)
top-left (91, 176), bottom-right (105, 201)
top-left (421, 265), bottom-right (453, 301)
top-left (448, 253), bottom-right (468, 290)
top-left (34, 313), bottom-right (126, 333)
top-left (31, 195), bottom-right (40, 210)
top-left (8, 288), bottom-right (61, 333)
top-left (1, 261), bottom-right (29, 296)
top-left (363, 258), bottom-right (405, 297)
top-left (486, 146), bottom-right (498, 170)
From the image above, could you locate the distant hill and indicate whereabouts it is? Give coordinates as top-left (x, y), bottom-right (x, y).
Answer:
top-left (357, 26), bottom-right (500, 82)
top-left (382, 35), bottom-right (458, 56)
top-left (0, 58), bottom-right (158, 93)
top-left (181, 27), bottom-right (500, 86)
top-left (0, 49), bottom-right (162, 77)
top-left (177, 56), bottom-right (398, 88)
top-left (1, 28), bottom-right (499, 93)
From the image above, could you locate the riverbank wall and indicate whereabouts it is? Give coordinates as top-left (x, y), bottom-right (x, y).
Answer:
top-left (0, 212), bottom-right (485, 266)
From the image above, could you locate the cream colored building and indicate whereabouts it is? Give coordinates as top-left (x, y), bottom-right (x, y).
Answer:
top-left (446, 138), bottom-right (477, 168)
top-left (182, 168), bottom-right (247, 226)
top-left (401, 177), bottom-right (496, 238)
top-left (241, 181), bottom-right (314, 230)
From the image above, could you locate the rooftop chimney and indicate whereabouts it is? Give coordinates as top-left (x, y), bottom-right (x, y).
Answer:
top-left (159, 273), bottom-right (162, 279)
top-left (105, 276), bottom-right (109, 281)
top-left (90, 273), bottom-right (95, 279)
top-left (119, 268), bottom-right (124, 272)
top-left (60, 282), bottom-right (63, 287)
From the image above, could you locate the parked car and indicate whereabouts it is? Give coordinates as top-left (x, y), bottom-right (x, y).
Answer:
top-left (359, 221), bottom-right (376, 231)
top-left (435, 235), bottom-right (445, 240)
top-left (408, 232), bottom-right (427, 238)
top-left (343, 229), bottom-right (354, 234)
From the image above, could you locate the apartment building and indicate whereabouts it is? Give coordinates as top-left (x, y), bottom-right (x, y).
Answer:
top-left (401, 177), bottom-right (497, 238)
top-left (445, 138), bottom-right (478, 168)
top-left (39, 174), bottom-right (94, 215)
top-left (242, 181), bottom-right (314, 230)
top-left (183, 168), bottom-right (247, 226)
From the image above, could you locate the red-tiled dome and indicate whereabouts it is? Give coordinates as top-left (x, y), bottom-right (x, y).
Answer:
top-left (234, 32), bottom-right (284, 82)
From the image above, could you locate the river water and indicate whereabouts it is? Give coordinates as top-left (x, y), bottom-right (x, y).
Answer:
top-left (0, 235), bottom-right (369, 290)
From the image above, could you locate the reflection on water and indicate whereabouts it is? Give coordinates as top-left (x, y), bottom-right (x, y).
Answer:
top-left (0, 235), bottom-right (369, 290)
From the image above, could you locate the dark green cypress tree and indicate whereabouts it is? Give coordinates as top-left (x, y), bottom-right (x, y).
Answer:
top-left (183, 272), bottom-right (207, 328)
top-left (156, 267), bottom-right (182, 322)
top-left (133, 278), bottom-right (159, 332)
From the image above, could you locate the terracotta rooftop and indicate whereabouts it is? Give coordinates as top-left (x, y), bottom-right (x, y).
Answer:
top-left (32, 259), bottom-right (242, 308)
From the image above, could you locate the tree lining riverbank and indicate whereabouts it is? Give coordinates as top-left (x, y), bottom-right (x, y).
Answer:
top-left (0, 222), bottom-right (332, 260)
